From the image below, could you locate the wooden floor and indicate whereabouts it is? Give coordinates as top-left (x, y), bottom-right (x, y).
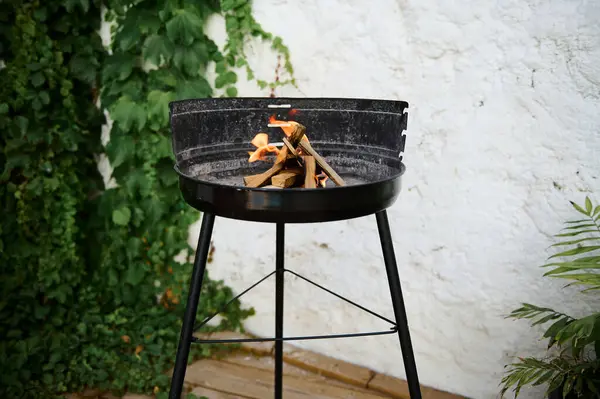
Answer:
top-left (181, 331), bottom-right (466, 399)
top-left (70, 331), bottom-right (467, 399)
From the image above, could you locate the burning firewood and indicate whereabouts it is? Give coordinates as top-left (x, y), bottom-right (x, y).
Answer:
top-left (282, 137), bottom-right (298, 157)
top-left (245, 121), bottom-right (305, 188)
top-left (271, 168), bottom-right (303, 188)
top-left (244, 117), bottom-right (345, 189)
top-left (243, 162), bottom-right (284, 187)
top-left (303, 156), bottom-right (317, 188)
top-left (297, 140), bottom-right (345, 186)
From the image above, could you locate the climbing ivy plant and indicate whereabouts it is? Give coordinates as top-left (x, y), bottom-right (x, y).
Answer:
top-left (0, 0), bottom-right (294, 398)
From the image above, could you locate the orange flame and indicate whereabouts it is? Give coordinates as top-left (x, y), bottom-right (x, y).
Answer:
top-left (315, 172), bottom-right (328, 187)
top-left (269, 115), bottom-right (295, 136)
top-left (248, 132), bottom-right (280, 162)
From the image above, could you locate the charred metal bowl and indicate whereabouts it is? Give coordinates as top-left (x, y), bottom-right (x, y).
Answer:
top-left (170, 97), bottom-right (408, 223)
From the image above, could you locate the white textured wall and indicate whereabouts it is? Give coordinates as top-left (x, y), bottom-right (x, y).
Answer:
top-left (195, 1), bottom-right (600, 398)
top-left (99, 1), bottom-right (600, 398)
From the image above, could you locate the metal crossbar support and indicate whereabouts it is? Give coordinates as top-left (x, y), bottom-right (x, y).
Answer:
top-left (193, 328), bottom-right (397, 344)
top-left (168, 211), bottom-right (422, 399)
top-left (194, 268), bottom-right (396, 334)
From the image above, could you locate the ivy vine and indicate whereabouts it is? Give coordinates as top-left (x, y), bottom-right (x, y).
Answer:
top-left (0, 0), bottom-right (294, 398)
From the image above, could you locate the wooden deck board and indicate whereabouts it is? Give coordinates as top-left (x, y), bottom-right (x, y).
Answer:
top-left (185, 332), bottom-right (466, 399)
top-left (216, 352), bottom-right (388, 397)
top-left (367, 374), bottom-right (467, 399)
top-left (283, 345), bottom-right (375, 387)
top-left (189, 386), bottom-right (249, 399)
top-left (185, 359), bottom-right (388, 399)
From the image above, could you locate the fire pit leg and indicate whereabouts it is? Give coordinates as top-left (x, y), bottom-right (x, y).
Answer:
top-left (376, 211), bottom-right (422, 399)
top-left (169, 213), bottom-right (215, 399)
top-left (274, 222), bottom-right (285, 399)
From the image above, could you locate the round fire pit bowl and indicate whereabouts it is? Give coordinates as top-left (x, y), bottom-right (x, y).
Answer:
top-left (170, 97), bottom-right (408, 223)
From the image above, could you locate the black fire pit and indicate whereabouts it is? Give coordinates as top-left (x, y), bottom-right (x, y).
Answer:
top-left (168, 97), bottom-right (422, 399)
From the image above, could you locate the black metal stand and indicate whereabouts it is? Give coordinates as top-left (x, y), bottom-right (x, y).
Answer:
top-left (168, 211), bottom-right (422, 399)
top-left (376, 211), bottom-right (422, 399)
top-left (275, 223), bottom-right (285, 398)
top-left (169, 213), bottom-right (215, 399)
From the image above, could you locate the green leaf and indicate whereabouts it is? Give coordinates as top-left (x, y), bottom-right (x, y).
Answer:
top-left (70, 54), bottom-right (97, 84)
top-left (15, 116), bottom-right (28, 137)
top-left (112, 207), bottom-right (132, 226)
top-left (157, 161), bottom-right (179, 186)
top-left (221, 0), bottom-right (236, 11)
top-left (110, 96), bottom-right (147, 132)
top-left (225, 15), bottom-right (238, 31)
top-left (556, 229), bottom-right (598, 237)
top-left (585, 197), bottom-right (593, 214)
top-left (176, 77), bottom-right (212, 99)
top-left (64, 0), bottom-right (89, 12)
top-left (549, 246), bottom-right (600, 259)
top-left (141, 196), bottom-right (165, 225)
top-left (42, 373), bottom-right (53, 385)
top-left (115, 22), bottom-right (141, 52)
top-left (563, 376), bottom-right (575, 397)
top-left (137, 11), bottom-right (162, 34)
top-left (154, 134), bottom-right (173, 159)
top-left (173, 41), bottom-right (209, 76)
top-left (124, 169), bottom-right (153, 196)
top-left (0, 103), bottom-right (8, 114)
top-left (1, 154), bottom-right (30, 179)
top-left (149, 68), bottom-right (178, 89)
top-left (593, 205), bottom-right (600, 217)
top-left (147, 90), bottom-right (174, 127)
top-left (543, 263), bottom-right (600, 277)
top-left (551, 273), bottom-right (600, 287)
top-left (166, 9), bottom-right (203, 45)
top-left (30, 72), bottom-right (45, 87)
top-left (531, 313), bottom-right (561, 326)
top-left (126, 263), bottom-right (146, 285)
top-left (215, 61), bottom-right (226, 74)
top-left (108, 268), bottom-right (119, 286)
top-left (106, 133), bottom-right (135, 168)
top-left (103, 53), bottom-right (136, 82)
top-left (39, 91), bottom-right (50, 105)
top-left (543, 317), bottom-right (572, 340)
top-left (571, 200), bottom-right (590, 216)
top-left (215, 71), bottom-right (237, 89)
top-left (143, 35), bottom-right (175, 66)
top-left (225, 70), bottom-right (237, 84)
top-left (562, 223), bottom-right (597, 230)
top-left (548, 374), bottom-right (565, 394)
top-left (226, 87), bottom-right (238, 97)
top-left (551, 237), bottom-right (600, 247)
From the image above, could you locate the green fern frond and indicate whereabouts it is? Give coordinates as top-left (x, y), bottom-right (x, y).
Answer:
top-left (541, 197), bottom-right (600, 290)
top-left (501, 357), bottom-right (600, 398)
top-left (502, 197), bottom-right (600, 398)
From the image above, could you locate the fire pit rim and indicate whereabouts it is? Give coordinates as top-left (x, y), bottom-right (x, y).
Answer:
top-left (169, 96), bottom-right (410, 113)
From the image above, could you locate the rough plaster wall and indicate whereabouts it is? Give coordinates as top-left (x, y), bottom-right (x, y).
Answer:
top-left (194, 1), bottom-right (600, 398)
top-left (98, 1), bottom-right (600, 398)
